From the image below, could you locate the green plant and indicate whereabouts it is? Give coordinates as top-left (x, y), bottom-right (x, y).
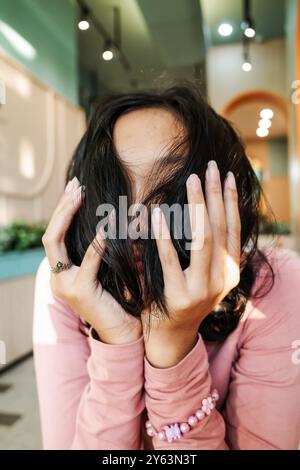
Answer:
top-left (0, 220), bottom-right (46, 254)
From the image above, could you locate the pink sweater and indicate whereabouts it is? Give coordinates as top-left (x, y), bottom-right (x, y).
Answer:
top-left (33, 249), bottom-right (300, 450)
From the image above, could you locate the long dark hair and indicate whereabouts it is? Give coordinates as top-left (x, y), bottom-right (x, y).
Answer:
top-left (65, 84), bottom-right (274, 342)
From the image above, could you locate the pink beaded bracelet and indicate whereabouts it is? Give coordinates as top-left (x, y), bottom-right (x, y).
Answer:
top-left (145, 389), bottom-right (219, 443)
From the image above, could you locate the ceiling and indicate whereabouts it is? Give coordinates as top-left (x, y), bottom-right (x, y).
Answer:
top-left (78, 0), bottom-right (207, 100)
top-left (201, 0), bottom-right (286, 46)
top-left (77, 0), bottom-right (286, 105)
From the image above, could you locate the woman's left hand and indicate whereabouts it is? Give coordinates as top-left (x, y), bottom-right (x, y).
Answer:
top-left (142, 161), bottom-right (241, 368)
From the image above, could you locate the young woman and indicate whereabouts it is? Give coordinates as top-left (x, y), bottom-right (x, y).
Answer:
top-left (33, 85), bottom-right (300, 450)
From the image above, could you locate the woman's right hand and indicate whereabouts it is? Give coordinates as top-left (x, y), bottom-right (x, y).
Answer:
top-left (42, 176), bottom-right (142, 345)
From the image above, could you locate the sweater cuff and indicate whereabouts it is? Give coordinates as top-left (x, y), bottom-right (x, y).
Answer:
top-left (144, 333), bottom-right (208, 387)
top-left (88, 327), bottom-right (145, 380)
top-left (144, 334), bottom-right (212, 433)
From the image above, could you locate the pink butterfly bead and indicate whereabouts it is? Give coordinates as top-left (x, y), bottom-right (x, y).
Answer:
top-left (202, 396), bottom-right (214, 415)
top-left (163, 423), bottom-right (182, 443)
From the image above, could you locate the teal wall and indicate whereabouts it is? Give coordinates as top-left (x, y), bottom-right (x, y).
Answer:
top-left (0, 248), bottom-right (44, 281)
top-left (0, 0), bottom-right (79, 104)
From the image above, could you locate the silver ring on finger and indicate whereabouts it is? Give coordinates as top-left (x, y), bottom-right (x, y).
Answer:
top-left (50, 260), bottom-right (73, 274)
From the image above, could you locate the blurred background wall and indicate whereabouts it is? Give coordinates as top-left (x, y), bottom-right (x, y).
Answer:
top-left (0, 0), bottom-right (79, 103)
top-left (0, 0), bottom-right (86, 226)
top-left (0, 0), bottom-right (299, 450)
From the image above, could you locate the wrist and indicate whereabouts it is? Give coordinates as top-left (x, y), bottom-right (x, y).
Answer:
top-left (93, 322), bottom-right (142, 345)
top-left (144, 328), bottom-right (198, 368)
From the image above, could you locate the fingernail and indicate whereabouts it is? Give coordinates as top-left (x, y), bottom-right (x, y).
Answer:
top-left (96, 225), bottom-right (106, 241)
top-left (152, 207), bottom-right (161, 224)
top-left (65, 177), bottom-right (75, 192)
top-left (152, 207), bottom-right (162, 238)
top-left (187, 174), bottom-right (200, 191)
top-left (81, 185), bottom-right (86, 193)
top-left (206, 160), bottom-right (219, 182)
top-left (72, 186), bottom-right (83, 207)
top-left (226, 171), bottom-right (236, 190)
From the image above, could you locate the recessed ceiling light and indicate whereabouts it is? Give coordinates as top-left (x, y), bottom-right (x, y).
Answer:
top-left (242, 61), bottom-right (252, 72)
top-left (78, 20), bottom-right (90, 31)
top-left (258, 118), bottom-right (272, 129)
top-left (218, 23), bottom-right (233, 37)
top-left (260, 108), bottom-right (274, 119)
top-left (102, 50), bottom-right (114, 61)
top-left (256, 127), bottom-right (269, 138)
top-left (78, 6), bottom-right (90, 31)
top-left (245, 27), bottom-right (256, 38)
top-left (241, 19), bottom-right (256, 39)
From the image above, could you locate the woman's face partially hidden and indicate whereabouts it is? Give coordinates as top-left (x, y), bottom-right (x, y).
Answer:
top-left (113, 107), bottom-right (185, 272)
top-left (113, 107), bottom-right (185, 199)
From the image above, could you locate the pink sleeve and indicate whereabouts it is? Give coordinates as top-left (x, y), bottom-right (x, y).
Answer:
top-left (223, 253), bottom-right (300, 450)
top-left (144, 335), bottom-right (228, 450)
top-left (33, 258), bottom-right (145, 450)
top-left (144, 253), bottom-right (300, 450)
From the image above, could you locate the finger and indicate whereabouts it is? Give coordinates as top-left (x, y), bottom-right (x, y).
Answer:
top-left (223, 171), bottom-right (241, 264)
top-left (76, 229), bottom-right (106, 283)
top-left (152, 207), bottom-right (185, 292)
top-left (65, 176), bottom-right (79, 193)
top-left (45, 177), bottom-right (81, 239)
top-left (50, 177), bottom-right (80, 220)
top-left (205, 161), bottom-right (227, 285)
top-left (186, 174), bottom-right (211, 289)
top-left (43, 179), bottom-right (84, 266)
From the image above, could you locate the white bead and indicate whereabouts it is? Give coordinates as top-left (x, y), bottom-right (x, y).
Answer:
top-left (195, 409), bottom-right (205, 420)
top-left (146, 427), bottom-right (155, 437)
top-left (188, 415), bottom-right (198, 426)
top-left (180, 422), bottom-right (190, 433)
